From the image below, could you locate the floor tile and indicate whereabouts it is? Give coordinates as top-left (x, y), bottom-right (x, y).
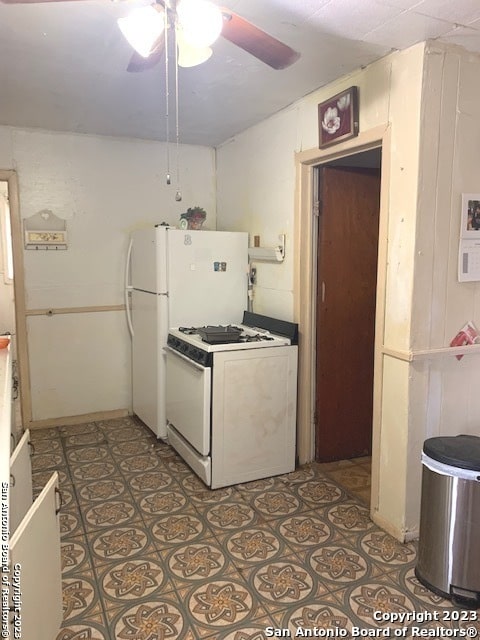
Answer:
top-left (136, 488), bottom-right (189, 519)
top-left (69, 460), bottom-right (121, 483)
top-left (58, 422), bottom-right (98, 437)
top-left (331, 572), bottom-right (418, 628)
top-left (30, 426), bottom-right (60, 440)
top-left (243, 489), bottom-right (306, 521)
top-left (66, 445), bottom-right (114, 466)
top-left (160, 538), bottom-right (237, 589)
top-left (59, 502), bottom-right (87, 540)
top-left (97, 554), bottom-right (176, 612)
top-left (178, 575), bottom-right (268, 638)
top-left (270, 597), bottom-right (356, 636)
top-left (279, 464), bottom-right (318, 485)
top-left (60, 536), bottom-right (91, 576)
top-left (196, 500), bottom-right (264, 532)
top-left (128, 468), bottom-right (178, 494)
top-left (222, 525), bottom-right (293, 568)
top-left (326, 464), bottom-right (371, 492)
top-left (83, 500), bottom-right (143, 533)
top-left (61, 572), bottom-right (105, 624)
top-left (325, 500), bottom-right (376, 534)
top-left (88, 523), bottom-right (160, 569)
top-left (150, 510), bottom-right (218, 549)
top-left (30, 436), bottom-right (63, 455)
top-left (62, 430), bottom-right (109, 448)
top-left (267, 509), bottom-right (343, 552)
top-left (202, 616), bottom-right (277, 640)
top-left (107, 594), bottom-right (195, 639)
top-left (31, 452), bottom-right (67, 471)
top-left (118, 452), bottom-right (163, 475)
top-left (289, 477), bottom-right (347, 509)
top-left (29, 418), bottom-right (470, 640)
top-left (56, 620), bottom-right (112, 640)
top-left (296, 539), bottom-right (385, 589)
top-left (355, 529), bottom-right (417, 569)
top-left (109, 439), bottom-right (155, 459)
top-left (76, 478), bottom-right (130, 505)
top-left (240, 554), bottom-right (327, 613)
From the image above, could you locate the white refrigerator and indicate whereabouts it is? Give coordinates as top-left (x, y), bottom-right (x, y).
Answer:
top-left (125, 226), bottom-right (249, 438)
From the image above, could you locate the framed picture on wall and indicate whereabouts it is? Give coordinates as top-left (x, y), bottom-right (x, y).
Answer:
top-left (461, 193), bottom-right (480, 238)
top-left (318, 86), bottom-right (359, 148)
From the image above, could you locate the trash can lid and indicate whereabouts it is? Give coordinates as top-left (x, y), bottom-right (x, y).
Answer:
top-left (423, 435), bottom-right (480, 471)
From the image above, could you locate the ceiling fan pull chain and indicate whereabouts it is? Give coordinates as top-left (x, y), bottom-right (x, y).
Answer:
top-left (164, 4), bottom-right (171, 186)
top-left (174, 18), bottom-right (182, 202)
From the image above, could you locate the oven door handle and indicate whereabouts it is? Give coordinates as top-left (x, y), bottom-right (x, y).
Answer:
top-left (164, 346), bottom-right (208, 372)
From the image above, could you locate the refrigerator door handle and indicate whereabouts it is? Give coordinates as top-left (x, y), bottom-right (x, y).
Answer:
top-left (125, 238), bottom-right (134, 337)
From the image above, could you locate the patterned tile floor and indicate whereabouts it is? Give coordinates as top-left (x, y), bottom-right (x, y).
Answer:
top-left (28, 416), bottom-right (474, 640)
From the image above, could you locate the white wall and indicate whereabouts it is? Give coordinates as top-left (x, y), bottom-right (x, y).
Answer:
top-left (217, 41), bottom-right (480, 539)
top-left (0, 126), bottom-right (216, 421)
top-left (216, 107), bottom-right (298, 319)
top-left (216, 45), bottom-right (427, 539)
top-left (405, 42), bottom-right (480, 527)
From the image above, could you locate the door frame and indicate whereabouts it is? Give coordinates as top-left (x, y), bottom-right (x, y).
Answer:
top-left (0, 170), bottom-right (32, 427)
top-left (294, 124), bottom-right (391, 516)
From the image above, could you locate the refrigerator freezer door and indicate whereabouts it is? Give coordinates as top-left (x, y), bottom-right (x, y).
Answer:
top-left (166, 230), bottom-right (248, 327)
top-left (132, 289), bottom-right (168, 438)
top-left (131, 227), bottom-right (168, 294)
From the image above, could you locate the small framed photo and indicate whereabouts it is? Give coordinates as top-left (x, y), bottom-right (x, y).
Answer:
top-left (318, 86), bottom-right (359, 149)
top-left (461, 194), bottom-right (480, 238)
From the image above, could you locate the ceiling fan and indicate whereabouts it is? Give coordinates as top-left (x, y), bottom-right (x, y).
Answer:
top-left (0, 0), bottom-right (301, 73)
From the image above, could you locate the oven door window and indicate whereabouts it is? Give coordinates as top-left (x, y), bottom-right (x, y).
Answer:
top-left (165, 349), bottom-right (211, 456)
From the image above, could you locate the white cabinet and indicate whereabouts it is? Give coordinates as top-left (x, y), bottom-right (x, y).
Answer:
top-left (1, 348), bottom-right (62, 640)
top-left (9, 429), bottom-right (33, 533)
top-left (9, 473), bottom-right (62, 640)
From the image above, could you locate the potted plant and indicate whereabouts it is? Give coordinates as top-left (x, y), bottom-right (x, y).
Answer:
top-left (179, 206), bottom-right (207, 230)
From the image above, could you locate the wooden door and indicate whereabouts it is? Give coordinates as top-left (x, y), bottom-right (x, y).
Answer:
top-left (316, 166), bottom-right (380, 462)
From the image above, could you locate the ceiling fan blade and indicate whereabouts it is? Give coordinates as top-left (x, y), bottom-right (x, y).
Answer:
top-left (220, 9), bottom-right (300, 70)
top-left (127, 32), bottom-right (165, 73)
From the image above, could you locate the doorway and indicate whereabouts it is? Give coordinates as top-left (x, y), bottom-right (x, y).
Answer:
top-left (314, 149), bottom-right (382, 502)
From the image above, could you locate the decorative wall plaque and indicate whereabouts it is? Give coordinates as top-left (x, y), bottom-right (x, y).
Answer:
top-left (318, 86), bottom-right (359, 148)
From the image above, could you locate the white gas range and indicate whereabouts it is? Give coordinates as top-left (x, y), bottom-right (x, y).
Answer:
top-left (165, 312), bottom-right (298, 488)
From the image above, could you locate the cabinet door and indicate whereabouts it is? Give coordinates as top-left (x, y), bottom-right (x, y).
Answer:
top-left (9, 429), bottom-right (33, 534)
top-left (9, 472), bottom-right (62, 640)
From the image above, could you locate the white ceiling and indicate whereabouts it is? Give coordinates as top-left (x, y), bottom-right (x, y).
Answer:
top-left (1, 0), bottom-right (480, 147)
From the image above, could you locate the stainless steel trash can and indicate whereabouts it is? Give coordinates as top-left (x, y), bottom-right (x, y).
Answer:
top-left (416, 435), bottom-right (480, 609)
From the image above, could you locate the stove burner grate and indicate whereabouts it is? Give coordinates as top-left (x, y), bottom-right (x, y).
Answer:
top-left (178, 327), bottom-right (198, 335)
top-left (178, 325), bottom-right (276, 344)
top-left (239, 333), bottom-right (274, 342)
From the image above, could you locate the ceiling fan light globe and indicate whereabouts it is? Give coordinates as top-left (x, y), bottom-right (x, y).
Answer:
top-left (177, 0), bottom-right (223, 48)
top-left (179, 44), bottom-right (213, 67)
top-left (177, 28), bottom-right (213, 67)
top-left (118, 6), bottom-right (164, 58)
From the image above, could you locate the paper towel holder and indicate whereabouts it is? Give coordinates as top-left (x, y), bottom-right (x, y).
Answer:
top-left (248, 234), bottom-right (285, 263)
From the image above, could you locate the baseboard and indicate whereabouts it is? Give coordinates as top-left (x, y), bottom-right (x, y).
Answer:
top-left (372, 509), bottom-right (419, 543)
top-left (27, 408), bottom-right (130, 430)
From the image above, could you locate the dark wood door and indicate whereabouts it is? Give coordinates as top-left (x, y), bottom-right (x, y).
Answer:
top-left (315, 166), bottom-right (381, 462)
